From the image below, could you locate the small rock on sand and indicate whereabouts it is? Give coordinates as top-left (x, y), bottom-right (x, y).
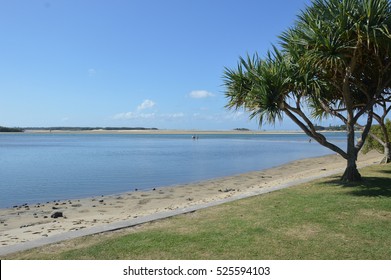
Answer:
top-left (51, 211), bottom-right (63, 218)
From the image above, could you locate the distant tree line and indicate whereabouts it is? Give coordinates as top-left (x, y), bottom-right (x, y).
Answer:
top-left (313, 125), bottom-right (347, 131)
top-left (0, 126), bottom-right (24, 132)
top-left (23, 127), bottom-right (159, 131)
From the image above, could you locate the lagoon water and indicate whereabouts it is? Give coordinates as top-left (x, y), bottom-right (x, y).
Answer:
top-left (0, 133), bottom-right (345, 208)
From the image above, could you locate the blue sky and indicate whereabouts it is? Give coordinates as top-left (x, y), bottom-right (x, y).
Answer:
top-left (0, 0), bottom-right (331, 130)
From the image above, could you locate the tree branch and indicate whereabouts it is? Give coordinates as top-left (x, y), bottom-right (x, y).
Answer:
top-left (355, 110), bottom-right (373, 153)
top-left (282, 106), bottom-right (348, 158)
top-left (318, 99), bottom-right (348, 123)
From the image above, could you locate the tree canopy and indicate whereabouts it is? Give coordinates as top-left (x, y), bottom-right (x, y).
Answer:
top-left (224, 0), bottom-right (391, 181)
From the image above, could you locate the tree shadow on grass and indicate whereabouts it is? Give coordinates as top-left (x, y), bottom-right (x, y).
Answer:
top-left (323, 176), bottom-right (391, 198)
top-left (378, 169), bottom-right (391, 175)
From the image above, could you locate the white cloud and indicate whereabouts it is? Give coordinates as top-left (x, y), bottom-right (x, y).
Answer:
top-left (190, 111), bottom-right (247, 123)
top-left (139, 113), bottom-right (156, 119)
top-left (137, 99), bottom-right (156, 111)
top-left (112, 99), bottom-right (157, 121)
top-left (113, 112), bottom-right (157, 120)
top-left (113, 111), bottom-right (186, 122)
top-left (161, 113), bottom-right (185, 120)
top-left (189, 90), bottom-right (214, 99)
top-left (113, 112), bottom-right (136, 120)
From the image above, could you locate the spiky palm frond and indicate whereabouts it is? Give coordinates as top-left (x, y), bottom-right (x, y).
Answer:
top-left (223, 49), bottom-right (293, 126)
top-left (289, 0), bottom-right (391, 75)
top-left (224, 0), bottom-right (391, 130)
top-left (223, 63), bottom-right (253, 111)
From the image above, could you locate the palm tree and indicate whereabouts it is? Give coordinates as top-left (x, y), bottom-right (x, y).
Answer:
top-left (372, 99), bottom-right (391, 163)
top-left (224, 0), bottom-right (391, 182)
top-left (362, 93), bottom-right (391, 163)
top-left (362, 80), bottom-right (391, 163)
top-left (288, 0), bottom-right (391, 181)
top-left (224, 49), bottom-right (347, 162)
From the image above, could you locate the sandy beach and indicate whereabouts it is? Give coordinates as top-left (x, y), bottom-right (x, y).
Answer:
top-left (0, 150), bottom-right (382, 254)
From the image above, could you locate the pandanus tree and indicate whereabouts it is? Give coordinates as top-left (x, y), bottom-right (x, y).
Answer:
top-left (374, 91), bottom-right (391, 163)
top-left (224, 0), bottom-right (391, 182)
top-left (362, 89), bottom-right (391, 163)
top-left (363, 118), bottom-right (391, 163)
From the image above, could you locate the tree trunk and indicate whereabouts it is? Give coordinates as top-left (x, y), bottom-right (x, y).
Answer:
top-left (341, 157), bottom-right (362, 182)
top-left (381, 142), bottom-right (391, 164)
top-left (341, 120), bottom-right (362, 182)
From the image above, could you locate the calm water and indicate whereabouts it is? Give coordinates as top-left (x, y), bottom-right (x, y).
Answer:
top-left (0, 133), bottom-right (345, 208)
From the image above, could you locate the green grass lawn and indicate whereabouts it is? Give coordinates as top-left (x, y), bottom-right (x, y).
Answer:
top-left (4, 164), bottom-right (391, 260)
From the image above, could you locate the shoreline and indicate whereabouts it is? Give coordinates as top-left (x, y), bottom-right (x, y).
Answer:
top-left (0, 150), bottom-right (382, 255)
top-left (16, 129), bottom-right (345, 135)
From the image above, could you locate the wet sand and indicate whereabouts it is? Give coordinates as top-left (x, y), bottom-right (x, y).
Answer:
top-left (0, 151), bottom-right (381, 250)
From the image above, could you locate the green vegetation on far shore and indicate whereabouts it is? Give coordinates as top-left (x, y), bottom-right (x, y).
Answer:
top-left (23, 127), bottom-right (159, 131)
top-left (0, 126), bottom-right (24, 132)
top-left (5, 163), bottom-right (391, 260)
top-left (1, 126), bottom-right (162, 133)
